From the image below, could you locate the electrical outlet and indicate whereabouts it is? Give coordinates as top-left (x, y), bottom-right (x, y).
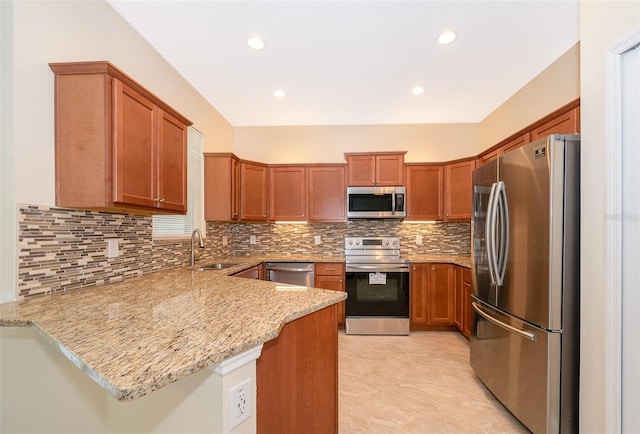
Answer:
top-left (229, 378), bottom-right (251, 429)
top-left (314, 235), bottom-right (322, 245)
top-left (107, 239), bottom-right (119, 258)
top-left (415, 235), bottom-right (423, 246)
top-left (249, 235), bottom-right (256, 245)
top-left (222, 236), bottom-right (228, 246)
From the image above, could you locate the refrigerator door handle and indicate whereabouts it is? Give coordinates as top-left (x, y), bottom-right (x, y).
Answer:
top-left (472, 302), bottom-right (537, 342)
top-left (495, 181), bottom-right (509, 286)
top-left (485, 182), bottom-right (499, 285)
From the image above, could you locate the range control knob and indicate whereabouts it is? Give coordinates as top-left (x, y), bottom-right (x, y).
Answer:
top-left (392, 240), bottom-right (397, 245)
top-left (385, 240), bottom-right (390, 245)
top-left (348, 240), bottom-right (353, 245)
top-left (355, 240), bottom-right (360, 245)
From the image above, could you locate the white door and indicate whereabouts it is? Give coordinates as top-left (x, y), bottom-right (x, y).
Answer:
top-left (621, 40), bottom-right (639, 433)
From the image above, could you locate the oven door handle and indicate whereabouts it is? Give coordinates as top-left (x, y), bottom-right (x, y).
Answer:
top-left (346, 264), bottom-right (409, 272)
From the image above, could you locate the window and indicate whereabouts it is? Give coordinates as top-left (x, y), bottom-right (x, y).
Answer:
top-left (152, 126), bottom-right (205, 238)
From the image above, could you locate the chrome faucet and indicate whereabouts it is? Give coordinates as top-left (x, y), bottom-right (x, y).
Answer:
top-left (190, 229), bottom-right (205, 267)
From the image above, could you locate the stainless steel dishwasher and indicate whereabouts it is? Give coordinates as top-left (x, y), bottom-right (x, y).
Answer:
top-left (265, 262), bottom-right (315, 286)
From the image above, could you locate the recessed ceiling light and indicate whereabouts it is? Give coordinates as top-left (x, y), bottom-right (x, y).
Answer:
top-left (273, 90), bottom-right (286, 98)
top-left (411, 86), bottom-right (425, 95)
top-left (437, 31), bottom-right (458, 45)
top-left (246, 36), bottom-right (266, 50)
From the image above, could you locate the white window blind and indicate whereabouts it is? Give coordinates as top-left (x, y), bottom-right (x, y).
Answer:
top-left (152, 126), bottom-right (204, 238)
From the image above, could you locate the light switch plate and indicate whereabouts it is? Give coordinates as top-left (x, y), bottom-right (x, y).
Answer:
top-left (415, 235), bottom-right (423, 246)
top-left (107, 239), bottom-right (119, 258)
top-left (314, 235), bottom-right (322, 245)
top-left (222, 236), bottom-right (228, 246)
top-left (249, 235), bottom-right (256, 245)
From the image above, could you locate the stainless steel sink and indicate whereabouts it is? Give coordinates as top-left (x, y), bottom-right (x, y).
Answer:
top-left (194, 262), bottom-right (239, 271)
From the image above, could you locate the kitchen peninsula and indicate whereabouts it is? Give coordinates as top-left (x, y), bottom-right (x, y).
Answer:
top-left (0, 260), bottom-right (346, 433)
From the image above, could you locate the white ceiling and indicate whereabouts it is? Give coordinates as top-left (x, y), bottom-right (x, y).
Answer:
top-left (107, 1), bottom-right (579, 127)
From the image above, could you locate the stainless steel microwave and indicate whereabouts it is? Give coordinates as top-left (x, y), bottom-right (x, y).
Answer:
top-left (346, 186), bottom-right (406, 219)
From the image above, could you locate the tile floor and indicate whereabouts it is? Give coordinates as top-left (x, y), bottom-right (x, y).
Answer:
top-left (338, 331), bottom-right (529, 433)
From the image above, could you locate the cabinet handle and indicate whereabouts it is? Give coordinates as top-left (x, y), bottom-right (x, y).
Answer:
top-left (158, 198), bottom-right (165, 203)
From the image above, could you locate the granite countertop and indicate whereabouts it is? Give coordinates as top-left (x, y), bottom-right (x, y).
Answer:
top-left (0, 262), bottom-right (346, 401)
top-left (0, 254), bottom-right (470, 402)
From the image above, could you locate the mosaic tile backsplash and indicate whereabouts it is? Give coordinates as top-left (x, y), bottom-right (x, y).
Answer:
top-left (17, 204), bottom-right (470, 298)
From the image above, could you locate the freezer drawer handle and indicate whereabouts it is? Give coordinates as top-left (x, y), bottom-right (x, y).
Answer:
top-left (472, 302), bottom-right (537, 342)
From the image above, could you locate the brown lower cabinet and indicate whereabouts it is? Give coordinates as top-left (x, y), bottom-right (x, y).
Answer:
top-left (231, 264), bottom-right (264, 280)
top-left (454, 266), bottom-right (473, 339)
top-left (462, 268), bottom-right (473, 338)
top-left (410, 263), bottom-right (456, 330)
top-left (257, 304), bottom-right (338, 434)
top-left (314, 263), bottom-right (346, 328)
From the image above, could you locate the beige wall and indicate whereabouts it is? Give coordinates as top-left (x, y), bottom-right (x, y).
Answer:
top-left (233, 44), bottom-right (580, 164)
top-left (0, 327), bottom-right (258, 433)
top-left (11, 0), bottom-right (232, 207)
top-left (479, 43), bottom-right (580, 149)
top-left (233, 123), bottom-right (479, 164)
top-left (579, 1), bottom-right (639, 432)
top-left (1, 0), bottom-right (233, 301)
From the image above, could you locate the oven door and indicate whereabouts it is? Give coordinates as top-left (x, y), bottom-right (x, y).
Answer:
top-left (344, 264), bottom-right (410, 317)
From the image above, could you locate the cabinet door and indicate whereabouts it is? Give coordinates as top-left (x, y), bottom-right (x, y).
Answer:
top-left (308, 165), bottom-right (346, 222)
top-left (375, 154), bottom-right (404, 186)
top-left (410, 264), bottom-right (428, 325)
top-left (346, 155), bottom-right (376, 186)
top-left (477, 148), bottom-right (500, 167)
top-left (232, 265), bottom-right (262, 279)
top-left (427, 263), bottom-right (455, 325)
top-left (269, 166), bottom-right (307, 221)
top-left (454, 266), bottom-right (464, 331)
top-left (444, 159), bottom-right (475, 221)
top-left (157, 109), bottom-right (187, 212)
top-left (462, 268), bottom-right (472, 338)
top-left (405, 165), bottom-right (443, 220)
top-left (500, 132), bottom-right (530, 156)
top-left (113, 79), bottom-right (157, 209)
top-left (531, 107), bottom-right (579, 140)
top-left (204, 154), bottom-right (238, 221)
top-left (315, 275), bottom-right (345, 326)
top-left (240, 162), bottom-right (268, 221)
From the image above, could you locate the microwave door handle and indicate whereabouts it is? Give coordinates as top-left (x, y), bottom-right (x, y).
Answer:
top-left (392, 193), bottom-right (396, 215)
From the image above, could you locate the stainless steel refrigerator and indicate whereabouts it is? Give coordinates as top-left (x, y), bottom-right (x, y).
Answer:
top-left (470, 134), bottom-right (580, 433)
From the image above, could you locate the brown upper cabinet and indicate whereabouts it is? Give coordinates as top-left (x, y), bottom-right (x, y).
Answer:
top-left (501, 132), bottom-right (531, 155)
top-left (345, 152), bottom-right (406, 186)
top-left (269, 166), bottom-right (307, 221)
top-left (239, 161), bottom-right (268, 221)
top-left (531, 106), bottom-right (580, 140)
top-left (50, 61), bottom-right (191, 214)
top-left (307, 165), bottom-right (347, 222)
top-left (204, 154), bottom-right (267, 222)
top-left (405, 164), bottom-right (443, 221)
top-left (477, 99), bottom-right (579, 166)
top-left (204, 153), bottom-right (239, 221)
top-left (444, 159), bottom-right (475, 221)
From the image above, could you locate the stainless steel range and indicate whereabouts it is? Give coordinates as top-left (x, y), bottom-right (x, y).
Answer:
top-left (344, 237), bottom-right (410, 335)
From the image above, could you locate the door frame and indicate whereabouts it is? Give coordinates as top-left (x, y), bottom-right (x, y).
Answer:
top-left (604, 28), bottom-right (640, 433)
